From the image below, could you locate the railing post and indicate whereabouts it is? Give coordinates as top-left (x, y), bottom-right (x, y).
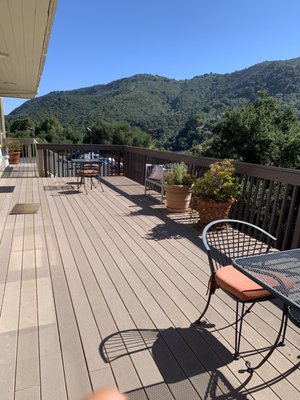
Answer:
top-left (117, 152), bottom-right (121, 176)
top-left (36, 148), bottom-right (45, 177)
top-left (44, 149), bottom-right (49, 176)
top-left (291, 204), bottom-right (300, 249)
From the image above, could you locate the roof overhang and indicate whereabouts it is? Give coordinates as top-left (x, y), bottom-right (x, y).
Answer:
top-left (0, 0), bottom-right (57, 99)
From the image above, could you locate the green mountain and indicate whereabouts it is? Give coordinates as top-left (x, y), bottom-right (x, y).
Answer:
top-left (8, 57), bottom-right (300, 146)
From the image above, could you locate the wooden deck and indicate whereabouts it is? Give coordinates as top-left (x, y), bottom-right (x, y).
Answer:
top-left (1, 165), bottom-right (300, 400)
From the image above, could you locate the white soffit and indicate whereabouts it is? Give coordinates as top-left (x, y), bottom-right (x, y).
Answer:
top-left (0, 0), bottom-right (57, 98)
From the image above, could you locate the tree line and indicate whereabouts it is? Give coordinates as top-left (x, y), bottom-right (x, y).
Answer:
top-left (5, 91), bottom-right (300, 169)
top-left (5, 116), bottom-right (154, 148)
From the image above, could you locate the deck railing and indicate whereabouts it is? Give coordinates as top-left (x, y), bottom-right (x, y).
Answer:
top-left (36, 143), bottom-right (124, 178)
top-left (3, 137), bottom-right (37, 165)
top-left (36, 144), bottom-right (300, 250)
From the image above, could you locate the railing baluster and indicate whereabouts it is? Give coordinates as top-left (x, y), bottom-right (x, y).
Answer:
top-left (262, 181), bottom-right (274, 232)
top-left (282, 186), bottom-right (299, 250)
top-left (268, 182), bottom-right (282, 236)
top-left (275, 184), bottom-right (290, 248)
top-left (255, 178), bottom-right (267, 227)
top-left (249, 177), bottom-right (261, 224)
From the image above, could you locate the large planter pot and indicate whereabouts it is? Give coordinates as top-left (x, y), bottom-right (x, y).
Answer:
top-left (195, 197), bottom-right (234, 227)
top-left (164, 184), bottom-right (192, 213)
top-left (9, 151), bottom-right (21, 165)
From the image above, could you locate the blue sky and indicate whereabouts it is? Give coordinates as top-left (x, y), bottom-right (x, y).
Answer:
top-left (4, 0), bottom-right (300, 114)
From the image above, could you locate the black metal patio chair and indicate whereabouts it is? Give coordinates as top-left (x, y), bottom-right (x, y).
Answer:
top-left (77, 163), bottom-right (104, 194)
top-left (195, 219), bottom-right (279, 360)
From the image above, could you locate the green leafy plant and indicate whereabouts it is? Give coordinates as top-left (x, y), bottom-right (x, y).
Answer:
top-left (164, 162), bottom-right (195, 186)
top-left (192, 159), bottom-right (240, 201)
top-left (6, 140), bottom-right (22, 152)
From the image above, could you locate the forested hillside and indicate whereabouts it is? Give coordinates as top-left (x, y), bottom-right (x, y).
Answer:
top-left (7, 57), bottom-right (300, 149)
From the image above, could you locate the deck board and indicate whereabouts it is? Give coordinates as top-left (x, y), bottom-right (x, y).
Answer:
top-left (1, 167), bottom-right (300, 399)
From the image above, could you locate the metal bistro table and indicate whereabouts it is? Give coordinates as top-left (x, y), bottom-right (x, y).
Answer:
top-left (233, 248), bottom-right (300, 373)
top-left (71, 159), bottom-right (104, 193)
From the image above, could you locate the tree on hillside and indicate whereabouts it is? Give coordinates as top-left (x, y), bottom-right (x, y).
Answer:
top-left (86, 120), bottom-right (153, 148)
top-left (201, 92), bottom-right (300, 168)
top-left (35, 117), bottom-right (81, 143)
top-left (6, 116), bottom-right (35, 138)
top-left (171, 115), bottom-right (211, 151)
top-left (35, 117), bottom-right (66, 143)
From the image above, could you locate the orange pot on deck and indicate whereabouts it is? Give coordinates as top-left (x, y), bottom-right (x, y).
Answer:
top-left (195, 197), bottom-right (234, 227)
top-left (9, 151), bottom-right (21, 165)
top-left (164, 184), bottom-right (192, 213)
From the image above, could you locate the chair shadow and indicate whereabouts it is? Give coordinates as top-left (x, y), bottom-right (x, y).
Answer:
top-left (44, 184), bottom-right (75, 191)
top-left (57, 189), bottom-right (81, 195)
top-left (100, 326), bottom-right (251, 399)
top-left (100, 325), bottom-right (300, 399)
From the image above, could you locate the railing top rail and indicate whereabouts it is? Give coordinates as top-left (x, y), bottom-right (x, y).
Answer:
top-left (36, 143), bottom-right (124, 151)
top-left (35, 143), bottom-right (300, 186)
top-left (123, 146), bottom-right (300, 186)
top-left (4, 137), bottom-right (37, 145)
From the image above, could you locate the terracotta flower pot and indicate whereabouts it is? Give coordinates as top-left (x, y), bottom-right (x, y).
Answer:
top-left (9, 151), bottom-right (21, 165)
top-left (194, 197), bottom-right (234, 227)
top-left (164, 184), bottom-right (192, 213)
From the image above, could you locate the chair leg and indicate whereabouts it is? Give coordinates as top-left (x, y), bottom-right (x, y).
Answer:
top-left (79, 175), bottom-right (88, 194)
top-left (245, 305), bottom-right (289, 373)
top-left (245, 303), bottom-right (255, 314)
top-left (81, 176), bottom-right (88, 194)
top-left (278, 309), bottom-right (289, 346)
top-left (234, 302), bottom-right (245, 360)
top-left (194, 289), bottom-right (213, 325)
top-left (77, 175), bottom-right (83, 190)
top-left (98, 175), bottom-right (104, 192)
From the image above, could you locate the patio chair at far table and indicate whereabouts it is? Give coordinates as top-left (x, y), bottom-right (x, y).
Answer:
top-left (195, 219), bottom-right (281, 360)
top-left (77, 162), bottom-right (104, 194)
top-left (144, 163), bottom-right (165, 203)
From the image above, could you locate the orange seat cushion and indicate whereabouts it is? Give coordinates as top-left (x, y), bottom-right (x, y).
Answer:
top-left (215, 265), bottom-right (272, 301)
top-left (215, 265), bottom-right (294, 301)
top-left (81, 169), bottom-right (98, 176)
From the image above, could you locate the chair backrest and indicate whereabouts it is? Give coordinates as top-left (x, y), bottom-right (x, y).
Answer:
top-left (145, 164), bottom-right (165, 181)
top-left (80, 163), bottom-right (100, 176)
top-left (202, 219), bottom-right (277, 274)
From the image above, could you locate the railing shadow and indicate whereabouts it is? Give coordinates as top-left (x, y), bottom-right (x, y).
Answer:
top-left (103, 179), bottom-right (206, 251)
top-left (103, 180), bottom-right (293, 318)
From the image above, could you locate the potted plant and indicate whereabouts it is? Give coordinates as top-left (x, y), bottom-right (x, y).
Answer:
top-left (6, 140), bottom-right (22, 165)
top-left (164, 162), bottom-right (195, 212)
top-left (192, 159), bottom-right (240, 226)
